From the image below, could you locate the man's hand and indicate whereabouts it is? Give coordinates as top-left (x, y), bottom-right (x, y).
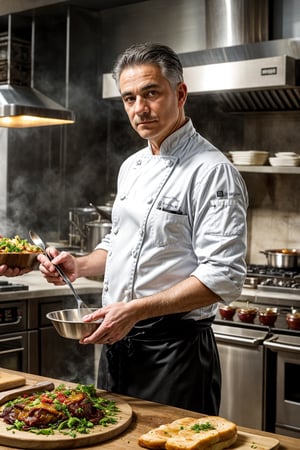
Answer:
top-left (0, 265), bottom-right (32, 277)
top-left (38, 248), bottom-right (78, 285)
top-left (80, 302), bottom-right (138, 345)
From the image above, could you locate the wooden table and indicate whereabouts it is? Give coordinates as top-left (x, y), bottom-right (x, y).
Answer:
top-left (0, 369), bottom-right (299, 450)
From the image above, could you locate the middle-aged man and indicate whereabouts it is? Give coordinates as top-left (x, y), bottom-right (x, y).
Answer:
top-left (2, 42), bottom-right (248, 415)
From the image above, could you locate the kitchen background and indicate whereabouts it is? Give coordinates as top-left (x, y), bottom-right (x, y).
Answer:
top-left (0, 0), bottom-right (299, 265)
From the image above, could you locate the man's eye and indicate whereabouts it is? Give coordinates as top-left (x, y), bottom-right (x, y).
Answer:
top-left (124, 96), bottom-right (135, 104)
top-left (147, 91), bottom-right (157, 98)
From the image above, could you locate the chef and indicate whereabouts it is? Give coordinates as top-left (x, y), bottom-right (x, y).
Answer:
top-left (9, 42), bottom-right (249, 415)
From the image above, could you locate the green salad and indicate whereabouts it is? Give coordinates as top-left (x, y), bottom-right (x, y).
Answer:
top-left (0, 235), bottom-right (41, 253)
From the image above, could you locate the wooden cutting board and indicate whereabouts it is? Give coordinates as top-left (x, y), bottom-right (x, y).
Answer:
top-left (0, 372), bottom-right (25, 391)
top-left (134, 430), bottom-right (279, 450)
top-left (233, 431), bottom-right (279, 450)
top-left (0, 392), bottom-right (132, 449)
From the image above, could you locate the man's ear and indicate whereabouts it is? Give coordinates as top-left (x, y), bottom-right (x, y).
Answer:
top-left (177, 82), bottom-right (188, 106)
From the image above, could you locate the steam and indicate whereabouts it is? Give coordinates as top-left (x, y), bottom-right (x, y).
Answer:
top-left (0, 91), bottom-right (144, 243)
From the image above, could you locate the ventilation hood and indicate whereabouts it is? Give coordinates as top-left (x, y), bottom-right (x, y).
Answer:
top-left (0, 16), bottom-right (75, 128)
top-left (102, 37), bottom-right (300, 113)
top-left (0, 84), bottom-right (75, 127)
top-left (180, 38), bottom-right (300, 113)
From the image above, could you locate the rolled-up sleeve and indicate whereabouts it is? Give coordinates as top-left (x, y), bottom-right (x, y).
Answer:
top-left (191, 163), bottom-right (248, 302)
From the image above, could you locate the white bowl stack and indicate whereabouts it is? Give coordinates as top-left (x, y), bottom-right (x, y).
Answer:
top-left (229, 151), bottom-right (269, 166)
top-left (269, 152), bottom-right (300, 167)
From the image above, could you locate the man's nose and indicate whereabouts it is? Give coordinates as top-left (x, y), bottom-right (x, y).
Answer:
top-left (134, 96), bottom-right (149, 114)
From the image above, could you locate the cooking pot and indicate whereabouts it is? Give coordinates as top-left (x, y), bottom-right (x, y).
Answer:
top-left (86, 220), bottom-right (112, 252)
top-left (260, 249), bottom-right (300, 268)
top-left (68, 207), bottom-right (98, 248)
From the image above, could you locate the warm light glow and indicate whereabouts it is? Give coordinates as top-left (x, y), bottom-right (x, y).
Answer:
top-left (0, 115), bottom-right (75, 128)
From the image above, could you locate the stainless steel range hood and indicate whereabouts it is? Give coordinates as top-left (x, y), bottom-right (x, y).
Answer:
top-left (102, 38), bottom-right (300, 113)
top-left (0, 15), bottom-right (75, 128)
top-left (180, 38), bottom-right (300, 112)
top-left (102, 0), bottom-right (300, 113)
top-left (0, 84), bottom-right (75, 127)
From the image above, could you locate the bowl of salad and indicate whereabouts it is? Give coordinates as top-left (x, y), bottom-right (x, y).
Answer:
top-left (0, 235), bottom-right (42, 269)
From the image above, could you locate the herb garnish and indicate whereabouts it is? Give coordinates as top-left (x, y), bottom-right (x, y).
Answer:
top-left (190, 422), bottom-right (216, 433)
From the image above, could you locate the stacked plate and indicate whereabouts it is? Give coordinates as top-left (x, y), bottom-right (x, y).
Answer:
top-left (229, 151), bottom-right (269, 166)
top-left (269, 152), bottom-right (300, 167)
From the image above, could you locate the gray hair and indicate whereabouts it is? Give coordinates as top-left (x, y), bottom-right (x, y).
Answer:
top-left (112, 42), bottom-right (184, 90)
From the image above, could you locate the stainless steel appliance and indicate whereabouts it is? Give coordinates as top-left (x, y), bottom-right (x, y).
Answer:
top-left (212, 322), bottom-right (269, 429)
top-left (102, 0), bottom-right (300, 113)
top-left (0, 300), bottom-right (29, 373)
top-left (0, 20), bottom-right (75, 128)
top-left (264, 332), bottom-right (300, 438)
top-left (245, 264), bottom-right (300, 295)
top-left (0, 282), bottom-right (100, 384)
top-left (213, 264), bottom-right (300, 437)
top-left (103, 38), bottom-right (300, 112)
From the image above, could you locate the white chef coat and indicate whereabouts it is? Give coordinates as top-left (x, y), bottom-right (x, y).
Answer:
top-left (97, 119), bottom-right (248, 320)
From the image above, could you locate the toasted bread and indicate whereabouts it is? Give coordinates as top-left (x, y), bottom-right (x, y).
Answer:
top-left (138, 415), bottom-right (238, 450)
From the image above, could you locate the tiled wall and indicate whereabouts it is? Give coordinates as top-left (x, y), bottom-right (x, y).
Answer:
top-left (186, 97), bottom-right (300, 265)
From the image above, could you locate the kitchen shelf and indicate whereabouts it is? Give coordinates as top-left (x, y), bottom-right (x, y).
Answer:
top-left (234, 165), bottom-right (300, 174)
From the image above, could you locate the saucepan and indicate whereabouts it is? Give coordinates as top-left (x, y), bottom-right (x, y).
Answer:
top-left (260, 249), bottom-right (300, 269)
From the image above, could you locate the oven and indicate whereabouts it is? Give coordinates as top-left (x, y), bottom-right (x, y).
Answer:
top-left (212, 322), bottom-right (269, 430)
top-left (213, 264), bottom-right (300, 436)
top-left (0, 300), bottom-right (29, 373)
top-left (264, 333), bottom-right (300, 438)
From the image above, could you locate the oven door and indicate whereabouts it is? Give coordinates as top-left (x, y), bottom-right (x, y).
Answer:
top-left (264, 334), bottom-right (300, 438)
top-left (213, 323), bottom-right (269, 430)
top-left (0, 331), bottom-right (28, 372)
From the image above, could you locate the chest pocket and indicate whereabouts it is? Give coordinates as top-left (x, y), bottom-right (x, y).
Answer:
top-left (148, 209), bottom-right (191, 247)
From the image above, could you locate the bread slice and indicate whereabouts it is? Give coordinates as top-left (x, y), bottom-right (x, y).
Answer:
top-left (138, 415), bottom-right (238, 450)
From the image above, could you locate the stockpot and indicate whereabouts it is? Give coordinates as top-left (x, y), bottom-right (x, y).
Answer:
top-left (86, 220), bottom-right (112, 252)
top-left (260, 249), bottom-right (300, 268)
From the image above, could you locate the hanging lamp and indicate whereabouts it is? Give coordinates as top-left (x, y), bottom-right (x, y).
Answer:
top-left (0, 14), bottom-right (75, 128)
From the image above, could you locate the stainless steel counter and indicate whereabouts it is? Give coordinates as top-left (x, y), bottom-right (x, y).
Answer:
top-left (0, 270), bottom-right (103, 301)
top-left (240, 286), bottom-right (300, 308)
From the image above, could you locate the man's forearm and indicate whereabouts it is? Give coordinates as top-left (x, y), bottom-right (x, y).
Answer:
top-left (127, 275), bottom-right (221, 323)
top-left (76, 249), bottom-right (107, 278)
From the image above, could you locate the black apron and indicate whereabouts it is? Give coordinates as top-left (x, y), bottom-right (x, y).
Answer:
top-left (97, 314), bottom-right (221, 415)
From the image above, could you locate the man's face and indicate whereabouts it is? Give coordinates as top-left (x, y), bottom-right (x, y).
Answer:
top-left (119, 64), bottom-right (187, 152)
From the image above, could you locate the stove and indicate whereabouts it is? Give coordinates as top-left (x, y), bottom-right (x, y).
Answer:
top-left (245, 264), bottom-right (300, 293)
top-left (0, 281), bottom-right (28, 292)
top-left (214, 264), bottom-right (300, 437)
top-left (214, 264), bottom-right (300, 331)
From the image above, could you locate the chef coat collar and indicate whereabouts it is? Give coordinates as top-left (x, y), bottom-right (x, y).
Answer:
top-left (147, 118), bottom-right (195, 157)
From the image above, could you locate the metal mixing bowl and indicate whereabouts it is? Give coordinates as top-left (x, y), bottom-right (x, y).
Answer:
top-left (46, 308), bottom-right (101, 340)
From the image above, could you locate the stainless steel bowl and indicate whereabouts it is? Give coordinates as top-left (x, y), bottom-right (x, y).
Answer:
top-left (46, 308), bottom-right (101, 340)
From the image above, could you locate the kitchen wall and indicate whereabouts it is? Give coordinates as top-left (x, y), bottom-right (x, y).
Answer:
top-left (0, 5), bottom-right (110, 240)
top-left (99, 0), bottom-right (300, 265)
top-left (0, 0), bottom-right (300, 264)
